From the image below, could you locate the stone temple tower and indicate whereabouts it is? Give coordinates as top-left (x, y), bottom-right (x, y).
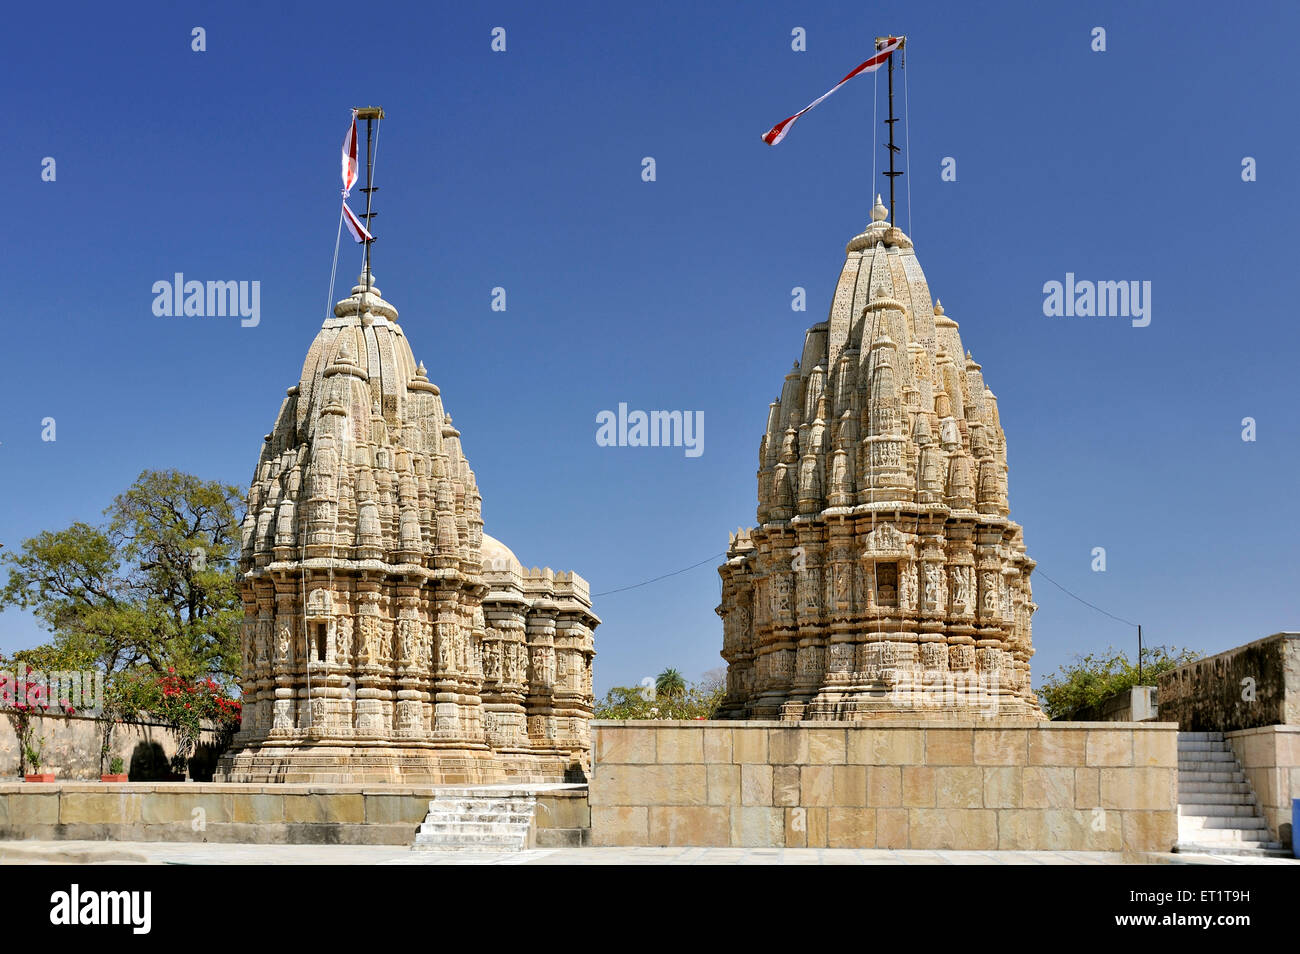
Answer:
top-left (717, 197), bottom-right (1042, 721)
top-left (219, 270), bottom-right (599, 783)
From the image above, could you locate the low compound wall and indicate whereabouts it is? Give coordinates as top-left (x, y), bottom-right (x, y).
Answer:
top-left (1158, 632), bottom-right (1300, 732)
top-left (590, 720), bottom-right (1178, 852)
top-left (1, 711), bottom-right (225, 781)
top-left (1226, 724), bottom-right (1300, 848)
top-left (0, 783), bottom-right (587, 846)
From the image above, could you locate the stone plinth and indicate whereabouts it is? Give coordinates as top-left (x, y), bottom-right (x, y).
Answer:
top-left (590, 720), bottom-right (1178, 852)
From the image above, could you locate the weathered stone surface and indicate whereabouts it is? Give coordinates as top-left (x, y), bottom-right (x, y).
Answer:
top-left (934, 766), bottom-right (983, 808)
top-left (827, 807), bottom-right (875, 848)
top-left (220, 267), bottom-right (599, 785)
top-left (591, 806), bottom-right (647, 845)
top-left (649, 806), bottom-right (730, 846)
top-left (741, 763), bottom-right (773, 805)
top-left (926, 729), bottom-right (974, 765)
top-left (707, 764), bottom-right (742, 806)
top-left (909, 808), bottom-right (997, 850)
top-left (1158, 632), bottom-right (1300, 731)
top-left (730, 806), bottom-right (784, 847)
top-left (716, 198), bottom-right (1043, 724)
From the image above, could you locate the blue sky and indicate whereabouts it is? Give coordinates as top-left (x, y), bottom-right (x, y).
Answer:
top-left (2, 1), bottom-right (1297, 696)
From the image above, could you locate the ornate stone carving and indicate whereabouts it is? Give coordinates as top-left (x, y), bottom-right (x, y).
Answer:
top-left (717, 199), bottom-right (1042, 721)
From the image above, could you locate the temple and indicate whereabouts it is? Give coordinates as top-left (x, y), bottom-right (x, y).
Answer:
top-left (219, 270), bottom-right (599, 783)
top-left (716, 196), bottom-right (1042, 721)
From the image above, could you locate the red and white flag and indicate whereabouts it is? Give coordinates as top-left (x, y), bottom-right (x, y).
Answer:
top-left (341, 110), bottom-right (359, 198)
top-left (762, 36), bottom-right (903, 146)
top-left (342, 201), bottom-right (372, 243)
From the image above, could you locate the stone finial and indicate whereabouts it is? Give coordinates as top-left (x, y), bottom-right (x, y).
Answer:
top-left (871, 194), bottom-right (888, 222)
top-left (934, 299), bottom-right (944, 316)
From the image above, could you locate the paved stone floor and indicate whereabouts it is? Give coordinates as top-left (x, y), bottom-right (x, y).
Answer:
top-left (0, 841), bottom-right (1295, 865)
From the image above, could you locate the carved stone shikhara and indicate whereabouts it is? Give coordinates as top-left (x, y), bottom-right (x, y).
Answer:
top-left (717, 198), bottom-right (1043, 721)
top-left (219, 271), bottom-right (599, 783)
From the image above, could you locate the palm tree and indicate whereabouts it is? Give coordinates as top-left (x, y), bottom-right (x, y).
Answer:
top-left (655, 668), bottom-right (686, 699)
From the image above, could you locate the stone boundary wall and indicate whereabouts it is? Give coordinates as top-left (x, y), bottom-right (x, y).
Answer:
top-left (0, 783), bottom-right (584, 846)
top-left (1225, 725), bottom-right (1300, 848)
top-left (1074, 686), bottom-right (1157, 723)
top-left (1158, 633), bottom-right (1300, 732)
top-left (1, 710), bottom-right (223, 780)
top-left (591, 721), bottom-right (1178, 852)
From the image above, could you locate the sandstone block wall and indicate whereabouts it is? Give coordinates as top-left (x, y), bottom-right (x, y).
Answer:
top-left (590, 721), bottom-right (1177, 851)
top-left (1226, 725), bottom-right (1300, 848)
top-left (0, 783), bottom-right (586, 846)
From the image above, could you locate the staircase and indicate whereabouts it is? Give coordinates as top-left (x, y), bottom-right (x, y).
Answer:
top-left (1175, 731), bottom-right (1285, 856)
top-left (411, 788), bottom-right (537, 851)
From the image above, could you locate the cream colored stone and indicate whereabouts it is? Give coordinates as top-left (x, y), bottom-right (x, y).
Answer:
top-left (1085, 729), bottom-right (1133, 767)
top-left (909, 808), bottom-right (997, 850)
top-left (741, 763), bottom-right (773, 806)
top-left (715, 210), bottom-right (1044, 723)
top-left (769, 729), bottom-right (810, 764)
top-left (901, 766), bottom-right (936, 807)
top-left (649, 806), bottom-right (730, 846)
top-left (732, 728), bottom-right (769, 764)
top-left (591, 806), bottom-right (648, 845)
top-left (1027, 728), bottom-right (1086, 766)
top-left (1074, 767), bottom-right (1101, 809)
top-left (866, 766), bottom-right (902, 807)
top-left (1122, 810), bottom-right (1177, 852)
top-left (847, 728), bottom-right (925, 765)
top-left (876, 808), bottom-right (909, 848)
top-left (1022, 766), bottom-right (1074, 809)
top-left (1131, 730), bottom-right (1176, 767)
top-left (1099, 767), bottom-right (1176, 811)
top-left (657, 728), bottom-right (705, 764)
top-left (800, 765), bottom-right (834, 806)
top-left (974, 729), bottom-right (1027, 765)
top-left (223, 266), bottom-right (599, 785)
top-left (926, 729), bottom-right (974, 765)
top-left (934, 766), bottom-right (983, 808)
top-left (832, 765), bottom-right (867, 806)
top-left (807, 728), bottom-right (847, 764)
top-left (982, 767), bottom-right (1021, 808)
top-left (707, 764), bottom-right (741, 806)
top-left (703, 727), bottom-right (733, 763)
top-left (731, 806), bottom-right (784, 847)
top-left (773, 765), bottom-right (801, 806)
top-left (827, 807), bottom-right (875, 848)
top-left (596, 727), bottom-right (656, 765)
top-left (591, 764), bottom-right (707, 806)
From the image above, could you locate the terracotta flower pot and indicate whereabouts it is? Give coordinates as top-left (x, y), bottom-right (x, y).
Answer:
top-left (24, 773), bottom-right (56, 782)
top-left (100, 774), bottom-right (129, 782)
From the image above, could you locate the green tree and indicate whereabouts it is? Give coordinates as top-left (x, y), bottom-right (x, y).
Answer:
top-left (595, 673), bottom-right (725, 721)
top-left (1, 469), bottom-right (244, 685)
top-left (1035, 644), bottom-right (1201, 720)
top-left (655, 667), bottom-right (687, 699)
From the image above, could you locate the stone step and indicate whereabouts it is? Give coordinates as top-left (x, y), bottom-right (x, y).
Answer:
top-left (1178, 802), bottom-right (1258, 817)
top-left (426, 799), bottom-right (535, 814)
top-left (1176, 731), bottom-right (1225, 742)
top-left (1176, 842), bottom-right (1289, 858)
top-left (1177, 740), bottom-right (1228, 752)
top-left (411, 789), bottom-right (538, 851)
top-left (1178, 770), bottom-right (1247, 783)
top-left (421, 811), bottom-right (533, 826)
top-left (1176, 813), bottom-right (1269, 832)
top-left (1178, 780), bottom-right (1252, 795)
top-left (1176, 790), bottom-right (1255, 805)
top-left (1177, 751), bottom-right (1235, 764)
